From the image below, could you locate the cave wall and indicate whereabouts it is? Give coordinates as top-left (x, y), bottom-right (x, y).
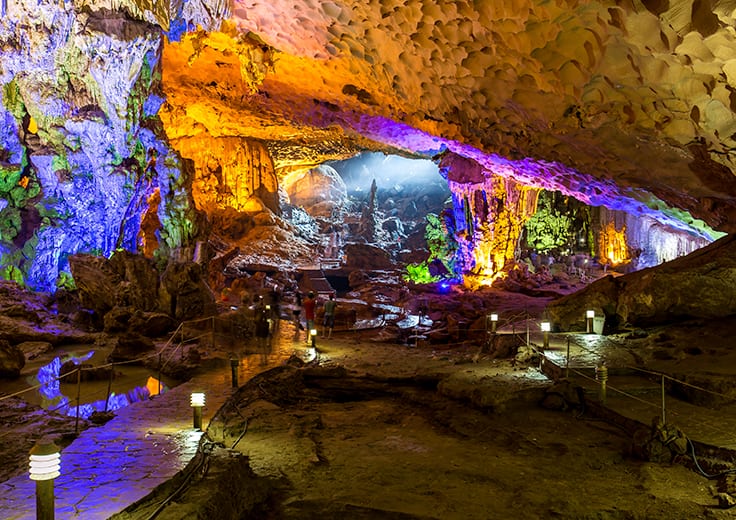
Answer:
top-left (594, 207), bottom-right (712, 270)
top-left (0, 0), bottom-right (228, 290)
top-left (172, 136), bottom-right (280, 215)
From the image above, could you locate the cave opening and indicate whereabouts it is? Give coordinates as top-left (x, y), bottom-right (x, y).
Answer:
top-left (298, 152), bottom-right (720, 291)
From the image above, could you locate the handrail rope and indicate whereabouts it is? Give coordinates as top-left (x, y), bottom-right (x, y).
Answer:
top-left (566, 363), bottom-right (736, 440)
top-left (565, 334), bottom-right (736, 404)
top-left (567, 362), bottom-right (721, 433)
top-left (567, 365), bottom-right (663, 410)
top-left (0, 317), bottom-right (216, 404)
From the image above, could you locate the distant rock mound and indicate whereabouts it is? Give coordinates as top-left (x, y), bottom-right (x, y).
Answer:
top-left (548, 235), bottom-right (736, 330)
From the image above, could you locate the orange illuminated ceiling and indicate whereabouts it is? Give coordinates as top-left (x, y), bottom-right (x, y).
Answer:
top-left (156, 0), bottom-right (736, 233)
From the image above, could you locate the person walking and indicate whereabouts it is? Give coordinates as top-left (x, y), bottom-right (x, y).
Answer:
top-left (303, 291), bottom-right (316, 342)
top-left (292, 291), bottom-right (303, 330)
top-left (269, 285), bottom-right (282, 332)
top-left (322, 293), bottom-right (337, 338)
top-left (253, 295), bottom-right (271, 363)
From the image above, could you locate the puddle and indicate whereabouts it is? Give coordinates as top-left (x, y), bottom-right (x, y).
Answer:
top-left (8, 349), bottom-right (176, 420)
top-left (0, 321), bottom-right (316, 420)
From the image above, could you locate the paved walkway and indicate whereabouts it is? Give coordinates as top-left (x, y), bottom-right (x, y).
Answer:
top-left (0, 369), bottom-right (227, 519)
top-left (0, 327), bottom-right (307, 520)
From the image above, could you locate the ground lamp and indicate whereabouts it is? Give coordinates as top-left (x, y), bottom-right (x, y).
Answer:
top-left (489, 313), bottom-right (498, 334)
top-left (190, 392), bottom-right (205, 430)
top-left (541, 320), bottom-right (551, 349)
top-left (310, 328), bottom-right (317, 348)
top-left (29, 440), bottom-right (60, 520)
top-left (586, 309), bottom-right (595, 333)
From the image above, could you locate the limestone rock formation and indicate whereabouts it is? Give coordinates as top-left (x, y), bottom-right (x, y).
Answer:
top-left (285, 164), bottom-right (349, 219)
top-left (548, 235), bottom-right (736, 330)
top-left (69, 251), bottom-right (216, 324)
top-left (4, 0), bottom-right (736, 291)
top-left (69, 252), bottom-right (160, 316)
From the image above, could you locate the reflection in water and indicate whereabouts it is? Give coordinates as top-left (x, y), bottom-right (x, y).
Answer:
top-left (36, 352), bottom-right (168, 420)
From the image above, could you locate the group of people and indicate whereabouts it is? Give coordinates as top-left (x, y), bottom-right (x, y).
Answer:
top-left (292, 290), bottom-right (337, 340)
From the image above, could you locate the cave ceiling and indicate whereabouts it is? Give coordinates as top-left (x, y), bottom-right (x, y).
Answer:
top-left (158, 0), bottom-right (736, 234)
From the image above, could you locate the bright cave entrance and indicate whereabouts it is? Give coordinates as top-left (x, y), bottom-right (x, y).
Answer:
top-left (285, 151), bottom-right (720, 294)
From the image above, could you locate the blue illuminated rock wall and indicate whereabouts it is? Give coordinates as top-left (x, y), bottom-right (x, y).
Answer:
top-left (0, 1), bottom-right (216, 291)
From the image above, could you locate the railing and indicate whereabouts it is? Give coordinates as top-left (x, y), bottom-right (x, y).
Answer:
top-left (0, 312), bottom-right (255, 434)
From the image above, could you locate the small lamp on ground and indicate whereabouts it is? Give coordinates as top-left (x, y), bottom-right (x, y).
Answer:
top-left (30, 440), bottom-right (60, 520)
top-left (586, 309), bottom-right (595, 334)
top-left (190, 392), bottom-right (205, 430)
top-left (489, 313), bottom-right (498, 334)
top-left (310, 328), bottom-right (318, 348)
top-left (540, 320), bottom-right (551, 349)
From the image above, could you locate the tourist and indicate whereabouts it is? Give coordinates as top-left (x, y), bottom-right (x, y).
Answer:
top-left (293, 291), bottom-right (303, 330)
top-left (253, 296), bottom-right (271, 362)
top-left (269, 285), bottom-right (281, 331)
top-left (322, 293), bottom-right (337, 338)
top-left (303, 291), bottom-right (317, 341)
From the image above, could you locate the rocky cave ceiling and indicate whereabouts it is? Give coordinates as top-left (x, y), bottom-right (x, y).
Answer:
top-left (160, 0), bottom-right (736, 233)
top-left (3, 0), bottom-right (736, 291)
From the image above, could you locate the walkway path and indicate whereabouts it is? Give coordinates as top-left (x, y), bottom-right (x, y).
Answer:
top-left (0, 327), bottom-right (306, 519)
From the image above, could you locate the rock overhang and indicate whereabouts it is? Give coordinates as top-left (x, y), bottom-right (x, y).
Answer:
top-left (160, 0), bottom-right (736, 235)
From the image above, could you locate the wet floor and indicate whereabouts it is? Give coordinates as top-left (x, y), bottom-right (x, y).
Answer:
top-left (0, 321), bottom-right (315, 520)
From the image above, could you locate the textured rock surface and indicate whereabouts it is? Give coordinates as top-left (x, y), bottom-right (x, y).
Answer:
top-left (548, 234), bottom-right (736, 329)
top-left (0, 339), bottom-right (24, 378)
top-left (161, 0), bottom-right (736, 233)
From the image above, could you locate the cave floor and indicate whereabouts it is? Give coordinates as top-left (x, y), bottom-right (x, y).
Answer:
top-left (122, 320), bottom-right (736, 519)
top-left (3, 307), bottom-right (736, 519)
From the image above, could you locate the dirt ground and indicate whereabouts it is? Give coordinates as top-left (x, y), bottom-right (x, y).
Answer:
top-left (124, 327), bottom-right (733, 520)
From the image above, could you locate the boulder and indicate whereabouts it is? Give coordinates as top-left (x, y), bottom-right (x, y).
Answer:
top-left (0, 339), bottom-right (25, 378)
top-left (106, 251), bottom-right (161, 311)
top-left (68, 254), bottom-right (121, 315)
top-left (69, 251), bottom-right (160, 315)
top-left (160, 261), bottom-right (217, 321)
top-left (109, 333), bottom-right (156, 363)
top-left (133, 312), bottom-right (177, 338)
top-left (548, 235), bottom-right (736, 330)
top-left (103, 306), bottom-right (133, 333)
top-left (343, 243), bottom-right (394, 270)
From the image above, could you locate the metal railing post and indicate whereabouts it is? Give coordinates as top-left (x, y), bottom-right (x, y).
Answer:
top-left (595, 364), bottom-right (608, 404)
top-left (661, 374), bottom-right (666, 424)
top-left (104, 362), bottom-right (114, 413)
top-left (75, 367), bottom-right (82, 433)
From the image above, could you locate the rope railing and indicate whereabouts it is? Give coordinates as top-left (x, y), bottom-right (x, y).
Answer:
top-left (564, 333), bottom-right (736, 405)
top-left (0, 314), bottom-right (233, 426)
top-left (534, 331), bottom-right (736, 451)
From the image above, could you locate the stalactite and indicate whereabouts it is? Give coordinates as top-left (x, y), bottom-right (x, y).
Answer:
top-left (595, 207), bottom-right (710, 270)
top-left (447, 173), bottom-right (540, 288)
top-left (173, 136), bottom-right (280, 216)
